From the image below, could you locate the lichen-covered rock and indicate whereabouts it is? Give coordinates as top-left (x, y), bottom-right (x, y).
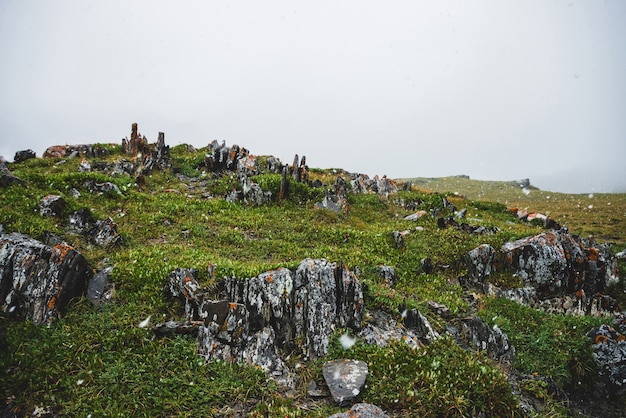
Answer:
top-left (587, 324), bottom-right (626, 395)
top-left (350, 173), bottom-right (398, 197)
top-left (168, 268), bottom-right (203, 320)
top-left (460, 316), bottom-right (515, 363)
top-left (328, 403), bottom-right (389, 418)
top-left (0, 232), bottom-right (92, 324)
top-left (378, 265), bottom-right (397, 288)
top-left (293, 258), bottom-right (340, 358)
top-left (358, 310), bottom-right (422, 349)
top-left (39, 195), bottom-right (66, 217)
top-left (464, 244), bottom-right (496, 283)
top-left (404, 308), bottom-right (440, 341)
top-left (68, 208), bottom-right (96, 234)
top-left (92, 217), bottom-right (121, 247)
top-left (323, 359), bottom-right (369, 406)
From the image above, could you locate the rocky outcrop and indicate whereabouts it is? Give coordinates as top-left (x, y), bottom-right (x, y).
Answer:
top-left (465, 230), bottom-right (621, 316)
top-left (166, 259), bottom-right (365, 388)
top-left (42, 144), bottom-right (109, 159)
top-left (350, 174), bottom-right (398, 197)
top-left (0, 232), bottom-right (92, 324)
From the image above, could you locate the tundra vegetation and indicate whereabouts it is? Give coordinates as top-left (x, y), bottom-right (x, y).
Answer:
top-left (1, 143), bottom-right (625, 417)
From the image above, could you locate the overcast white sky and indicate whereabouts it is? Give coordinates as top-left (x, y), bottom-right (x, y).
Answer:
top-left (1, 0), bottom-right (625, 192)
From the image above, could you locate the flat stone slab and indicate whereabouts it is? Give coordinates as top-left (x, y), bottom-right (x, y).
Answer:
top-left (322, 359), bottom-right (368, 406)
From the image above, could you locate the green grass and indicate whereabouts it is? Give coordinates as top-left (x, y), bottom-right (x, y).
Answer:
top-left (1, 144), bottom-right (624, 416)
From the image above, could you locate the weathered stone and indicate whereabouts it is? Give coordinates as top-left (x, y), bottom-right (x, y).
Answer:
top-left (87, 266), bottom-right (115, 306)
top-left (428, 300), bottom-right (452, 319)
top-left (39, 195), bottom-right (66, 217)
top-left (587, 324), bottom-right (626, 395)
top-left (391, 230), bottom-right (406, 250)
top-left (404, 210), bottom-right (427, 221)
top-left (294, 258), bottom-right (340, 358)
top-left (0, 161), bottom-right (26, 187)
top-left (464, 244), bottom-right (496, 283)
top-left (0, 232), bottom-right (92, 324)
top-left (358, 310), bottom-right (422, 348)
top-left (92, 217), bottom-right (121, 247)
top-left (421, 257), bottom-right (433, 274)
top-left (614, 312), bottom-right (626, 334)
top-left (43, 145), bottom-right (68, 158)
top-left (239, 175), bottom-right (271, 205)
top-left (315, 191), bottom-right (347, 213)
top-left (378, 265), bottom-right (397, 288)
top-left (152, 320), bottom-right (201, 338)
top-left (78, 158), bottom-right (91, 172)
top-left (83, 180), bottom-right (122, 195)
top-left (328, 403), bottom-right (389, 418)
top-left (122, 123), bottom-right (150, 156)
top-left (404, 308), bottom-right (440, 341)
top-left (265, 155), bottom-right (283, 173)
top-left (68, 208), bottom-right (95, 234)
top-left (459, 316), bottom-right (515, 363)
top-left (335, 262), bottom-right (364, 330)
top-left (323, 359), bottom-right (368, 406)
top-left (350, 173), bottom-right (398, 197)
top-left (501, 230), bottom-right (616, 301)
top-left (13, 149), bottom-right (36, 163)
top-left (168, 268), bottom-right (203, 320)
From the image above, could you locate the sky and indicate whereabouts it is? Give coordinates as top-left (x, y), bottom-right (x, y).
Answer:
top-left (1, 0), bottom-right (625, 193)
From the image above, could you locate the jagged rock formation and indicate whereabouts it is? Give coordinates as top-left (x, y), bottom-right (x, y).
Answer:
top-left (164, 259), bottom-right (365, 388)
top-left (0, 232), bottom-right (93, 324)
top-left (39, 195), bottom-right (66, 217)
top-left (587, 320), bottom-right (626, 395)
top-left (464, 230), bottom-right (620, 316)
top-left (13, 149), bottom-right (36, 163)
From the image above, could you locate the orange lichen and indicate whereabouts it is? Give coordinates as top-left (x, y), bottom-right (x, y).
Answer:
top-left (616, 334), bottom-right (625, 342)
top-left (229, 302), bottom-right (237, 310)
top-left (586, 248), bottom-right (599, 261)
top-left (266, 274), bottom-right (274, 283)
top-left (575, 289), bottom-right (585, 299)
top-left (48, 296), bottom-right (57, 311)
top-left (595, 334), bottom-right (608, 344)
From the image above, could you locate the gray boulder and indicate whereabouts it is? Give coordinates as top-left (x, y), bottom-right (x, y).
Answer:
top-left (87, 266), bottom-right (115, 306)
top-left (39, 195), bottom-right (66, 217)
top-left (463, 244), bottom-right (496, 283)
top-left (92, 217), bottom-right (121, 247)
top-left (0, 161), bottom-right (26, 187)
top-left (13, 149), bottom-right (36, 163)
top-left (323, 359), bottom-right (369, 406)
top-left (0, 232), bottom-right (92, 324)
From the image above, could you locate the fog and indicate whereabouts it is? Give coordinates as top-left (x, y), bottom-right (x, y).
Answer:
top-left (1, 0), bottom-right (625, 193)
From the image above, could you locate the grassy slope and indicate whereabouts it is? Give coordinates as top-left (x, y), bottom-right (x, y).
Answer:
top-left (0, 147), bottom-right (624, 416)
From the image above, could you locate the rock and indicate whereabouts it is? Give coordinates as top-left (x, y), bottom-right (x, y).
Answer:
top-left (13, 149), bottom-right (36, 163)
top-left (152, 320), bottom-right (202, 338)
top-left (587, 324), bottom-right (626, 395)
top-left (404, 308), bottom-right (440, 341)
top-left (91, 217), bottom-right (121, 247)
top-left (428, 300), bottom-right (451, 319)
top-left (459, 316), bottom-right (515, 363)
top-left (404, 210), bottom-right (427, 221)
top-left (87, 266), bottom-right (115, 305)
top-left (378, 265), bottom-right (397, 288)
top-left (78, 158), bottom-right (91, 172)
top-left (265, 155), bottom-right (283, 173)
top-left (391, 230), bottom-right (407, 250)
top-left (323, 359), bottom-right (369, 406)
top-left (293, 259), bottom-right (342, 358)
top-left (315, 192), bottom-right (346, 212)
top-left (68, 208), bottom-right (96, 234)
top-left (39, 195), bottom-right (66, 217)
top-left (350, 173), bottom-right (398, 197)
top-left (502, 230), bottom-right (615, 300)
top-left (195, 259), bottom-right (364, 387)
top-left (239, 175), bottom-right (271, 205)
top-left (43, 145), bottom-right (68, 158)
top-left (328, 403), bottom-right (389, 418)
top-left (614, 312), bottom-right (626, 334)
top-left (358, 310), bottom-right (422, 349)
top-left (0, 161), bottom-right (27, 187)
top-left (168, 268), bottom-right (203, 320)
top-left (83, 180), bottom-right (122, 195)
top-left (0, 232), bottom-right (93, 324)
top-left (122, 123), bottom-right (150, 156)
top-left (463, 244), bottom-right (496, 284)
top-left (420, 257), bottom-right (433, 274)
